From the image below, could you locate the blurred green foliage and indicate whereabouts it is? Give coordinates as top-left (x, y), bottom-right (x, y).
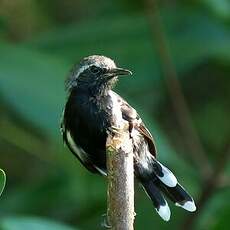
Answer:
top-left (0, 0), bottom-right (229, 229)
top-left (0, 217), bottom-right (76, 230)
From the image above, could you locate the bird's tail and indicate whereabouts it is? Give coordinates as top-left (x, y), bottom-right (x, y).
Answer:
top-left (137, 160), bottom-right (196, 221)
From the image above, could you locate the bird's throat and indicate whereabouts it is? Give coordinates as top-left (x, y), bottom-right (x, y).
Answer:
top-left (89, 78), bottom-right (117, 98)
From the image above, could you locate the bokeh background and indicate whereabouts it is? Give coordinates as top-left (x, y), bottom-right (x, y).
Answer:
top-left (0, 0), bottom-right (229, 229)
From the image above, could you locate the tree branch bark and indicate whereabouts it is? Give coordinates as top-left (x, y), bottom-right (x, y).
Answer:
top-left (106, 123), bottom-right (135, 230)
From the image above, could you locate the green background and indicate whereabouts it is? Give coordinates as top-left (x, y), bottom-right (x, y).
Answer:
top-left (0, 0), bottom-right (229, 229)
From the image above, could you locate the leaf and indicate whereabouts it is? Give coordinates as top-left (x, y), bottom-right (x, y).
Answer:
top-left (0, 43), bottom-right (69, 140)
top-left (198, 189), bottom-right (230, 230)
top-left (0, 217), bottom-right (77, 230)
top-left (201, 0), bottom-right (230, 19)
top-left (0, 169), bottom-right (6, 197)
top-left (24, 9), bottom-right (230, 66)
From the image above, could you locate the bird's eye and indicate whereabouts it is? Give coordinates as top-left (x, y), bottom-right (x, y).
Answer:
top-left (89, 65), bottom-right (101, 74)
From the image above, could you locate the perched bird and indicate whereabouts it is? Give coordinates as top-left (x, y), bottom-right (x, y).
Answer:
top-left (61, 55), bottom-right (196, 221)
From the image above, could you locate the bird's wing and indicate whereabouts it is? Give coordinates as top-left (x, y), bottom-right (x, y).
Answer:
top-left (60, 108), bottom-right (66, 140)
top-left (60, 105), bottom-right (101, 174)
top-left (112, 91), bottom-right (157, 157)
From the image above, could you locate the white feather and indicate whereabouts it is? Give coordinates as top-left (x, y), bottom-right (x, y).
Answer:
top-left (66, 131), bottom-right (87, 162)
top-left (156, 203), bottom-right (171, 222)
top-left (176, 200), bottom-right (196, 212)
top-left (94, 166), bottom-right (107, 176)
top-left (76, 57), bottom-right (116, 79)
top-left (157, 162), bottom-right (177, 187)
top-left (76, 63), bottom-right (100, 78)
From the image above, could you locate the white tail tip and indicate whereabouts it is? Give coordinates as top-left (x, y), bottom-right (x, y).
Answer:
top-left (156, 204), bottom-right (171, 221)
top-left (176, 200), bottom-right (196, 212)
top-left (157, 162), bottom-right (177, 187)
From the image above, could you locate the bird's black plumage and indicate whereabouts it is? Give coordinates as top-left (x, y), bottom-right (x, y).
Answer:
top-left (61, 55), bottom-right (196, 221)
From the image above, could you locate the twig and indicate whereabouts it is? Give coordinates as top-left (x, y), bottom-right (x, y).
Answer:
top-left (144, 0), bottom-right (212, 177)
top-left (181, 143), bottom-right (230, 229)
top-left (217, 175), bottom-right (230, 189)
top-left (106, 122), bottom-right (135, 230)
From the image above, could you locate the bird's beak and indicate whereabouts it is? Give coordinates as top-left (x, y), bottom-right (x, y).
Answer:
top-left (108, 67), bottom-right (132, 76)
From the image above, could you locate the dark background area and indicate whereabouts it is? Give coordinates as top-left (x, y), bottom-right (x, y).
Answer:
top-left (0, 0), bottom-right (229, 229)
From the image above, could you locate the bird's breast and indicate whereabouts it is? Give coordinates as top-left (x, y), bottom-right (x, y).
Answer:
top-left (67, 92), bottom-right (112, 135)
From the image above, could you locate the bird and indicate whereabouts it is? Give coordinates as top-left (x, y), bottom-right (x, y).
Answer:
top-left (61, 55), bottom-right (196, 221)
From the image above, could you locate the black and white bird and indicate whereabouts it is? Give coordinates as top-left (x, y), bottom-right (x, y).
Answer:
top-left (61, 55), bottom-right (196, 221)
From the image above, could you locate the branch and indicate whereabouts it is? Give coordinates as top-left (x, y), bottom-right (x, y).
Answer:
top-left (106, 122), bottom-right (135, 230)
top-left (144, 0), bottom-right (212, 177)
top-left (217, 175), bottom-right (230, 189)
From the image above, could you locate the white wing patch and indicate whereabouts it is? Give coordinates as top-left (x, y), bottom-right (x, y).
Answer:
top-left (60, 107), bottom-right (66, 136)
top-left (66, 130), bottom-right (107, 176)
top-left (94, 166), bottom-right (107, 176)
top-left (66, 130), bottom-right (88, 162)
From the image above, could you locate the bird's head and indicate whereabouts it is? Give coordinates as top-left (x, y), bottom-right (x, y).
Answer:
top-left (66, 55), bottom-right (132, 94)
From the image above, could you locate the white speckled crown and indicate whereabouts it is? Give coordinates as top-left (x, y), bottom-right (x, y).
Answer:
top-left (66, 55), bottom-right (117, 90)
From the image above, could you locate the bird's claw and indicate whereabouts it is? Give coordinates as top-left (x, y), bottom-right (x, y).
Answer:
top-left (101, 213), bottom-right (111, 229)
top-left (108, 126), bottom-right (121, 135)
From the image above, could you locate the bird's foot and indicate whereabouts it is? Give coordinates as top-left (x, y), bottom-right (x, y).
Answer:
top-left (107, 125), bottom-right (121, 136)
top-left (101, 213), bottom-right (111, 229)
